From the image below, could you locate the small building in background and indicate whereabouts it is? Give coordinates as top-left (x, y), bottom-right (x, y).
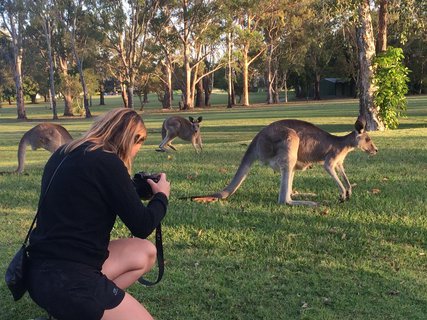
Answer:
top-left (320, 78), bottom-right (356, 98)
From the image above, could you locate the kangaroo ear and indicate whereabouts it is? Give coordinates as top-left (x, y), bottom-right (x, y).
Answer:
top-left (354, 115), bottom-right (366, 133)
top-left (188, 116), bottom-right (194, 122)
top-left (197, 116), bottom-right (203, 123)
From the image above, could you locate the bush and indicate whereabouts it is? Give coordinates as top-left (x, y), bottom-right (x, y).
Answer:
top-left (373, 47), bottom-right (410, 129)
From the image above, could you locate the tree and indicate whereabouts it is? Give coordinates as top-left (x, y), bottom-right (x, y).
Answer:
top-left (276, 2), bottom-right (313, 102)
top-left (357, 0), bottom-right (384, 131)
top-left (376, 0), bottom-right (388, 53)
top-left (163, 0), bottom-right (225, 110)
top-left (0, 0), bottom-right (27, 119)
top-left (231, 0), bottom-right (267, 106)
top-left (56, 0), bottom-right (94, 117)
top-left (28, 0), bottom-right (59, 118)
top-left (148, 5), bottom-right (180, 109)
top-left (99, 0), bottom-right (157, 109)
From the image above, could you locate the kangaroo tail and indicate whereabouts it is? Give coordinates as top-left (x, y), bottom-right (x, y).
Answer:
top-left (161, 122), bottom-right (167, 140)
top-left (190, 138), bottom-right (259, 202)
top-left (15, 132), bottom-right (29, 174)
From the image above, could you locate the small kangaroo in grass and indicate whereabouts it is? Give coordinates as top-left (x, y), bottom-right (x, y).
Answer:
top-left (191, 116), bottom-right (378, 206)
top-left (157, 116), bottom-right (203, 153)
top-left (14, 123), bottom-right (73, 174)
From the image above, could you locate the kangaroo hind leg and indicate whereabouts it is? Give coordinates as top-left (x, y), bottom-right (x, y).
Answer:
top-left (277, 132), bottom-right (317, 206)
top-left (158, 134), bottom-right (175, 152)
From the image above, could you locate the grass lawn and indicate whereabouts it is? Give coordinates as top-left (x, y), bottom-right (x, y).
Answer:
top-left (0, 94), bottom-right (426, 319)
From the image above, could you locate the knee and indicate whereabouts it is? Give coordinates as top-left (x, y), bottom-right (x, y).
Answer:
top-left (131, 238), bottom-right (157, 269)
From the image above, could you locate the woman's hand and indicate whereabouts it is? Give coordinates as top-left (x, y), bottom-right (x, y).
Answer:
top-left (147, 173), bottom-right (170, 199)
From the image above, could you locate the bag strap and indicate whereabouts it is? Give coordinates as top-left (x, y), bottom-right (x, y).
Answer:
top-left (138, 224), bottom-right (164, 286)
top-left (22, 154), bottom-right (69, 246)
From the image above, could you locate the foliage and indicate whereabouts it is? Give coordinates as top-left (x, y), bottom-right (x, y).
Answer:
top-left (373, 46), bottom-right (410, 129)
top-left (22, 77), bottom-right (40, 99)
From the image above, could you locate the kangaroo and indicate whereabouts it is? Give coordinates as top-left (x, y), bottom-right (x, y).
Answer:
top-left (157, 116), bottom-right (203, 153)
top-left (191, 116), bottom-right (378, 205)
top-left (14, 123), bottom-right (73, 174)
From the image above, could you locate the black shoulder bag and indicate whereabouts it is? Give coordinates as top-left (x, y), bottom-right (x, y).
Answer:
top-left (5, 156), bottom-right (68, 301)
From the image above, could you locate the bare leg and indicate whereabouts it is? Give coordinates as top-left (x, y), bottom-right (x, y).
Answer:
top-left (101, 238), bottom-right (156, 320)
top-left (102, 293), bottom-right (153, 320)
top-left (102, 238), bottom-right (156, 289)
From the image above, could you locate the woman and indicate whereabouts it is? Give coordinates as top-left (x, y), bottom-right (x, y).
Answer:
top-left (27, 108), bottom-right (170, 320)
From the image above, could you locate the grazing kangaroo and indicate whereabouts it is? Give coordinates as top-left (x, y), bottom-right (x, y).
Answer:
top-left (157, 116), bottom-right (203, 152)
top-left (191, 116), bottom-right (378, 206)
top-left (15, 123), bottom-right (73, 174)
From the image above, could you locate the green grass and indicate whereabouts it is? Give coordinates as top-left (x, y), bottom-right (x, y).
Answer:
top-left (1, 95), bottom-right (427, 319)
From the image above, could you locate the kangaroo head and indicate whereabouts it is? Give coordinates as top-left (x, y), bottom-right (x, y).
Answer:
top-left (189, 116), bottom-right (202, 134)
top-left (354, 115), bottom-right (378, 155)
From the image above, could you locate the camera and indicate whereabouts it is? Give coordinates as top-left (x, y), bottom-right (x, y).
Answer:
top-left (132, 171), bottom-right (161, 200)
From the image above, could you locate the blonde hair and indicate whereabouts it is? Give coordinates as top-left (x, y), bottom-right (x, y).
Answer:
top-left (64, 108), bottom-right (146, 172)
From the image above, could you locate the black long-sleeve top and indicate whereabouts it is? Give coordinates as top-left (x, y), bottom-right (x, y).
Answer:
top-left (28, 142), bottom-right (168, 270)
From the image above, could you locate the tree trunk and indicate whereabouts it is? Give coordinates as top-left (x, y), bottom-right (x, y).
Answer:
top-left (376, 0), bottom-right (388, 54)
top-left (273, 69), bottom-right (279, 103)
top-left (44, 18), bottom-right (58, 120)
top-left (120, 83), bottom-right (128, 108)
top-left (227, 32), bottom-right (233, 108)
top-left (99, 83), bottom-right (105, 105)
top-left (127, 86), bottom-right (134, 109)
top-left (161, 62), bottom-right (172, 109)
top-left (10, 17), bottom-right (26, 119)
top-left (284, 77), bottom-right (288, 103)
top-left (143, 89), bottom-right (149, 103)
top-left (59, 56), bottom-right (74, 116)
top-left (357, 0), bottom-right (384, 131)
top-left (195, 80), bottom-right (204, 108)
top-left (184, 52), bottom-right (193, 109)
top-left (14, 54), bottom-right (26, 119)
top-left (203, 76), bottom-right (211, 107)
top-left (266, 43), bottom-right (274, 104)
top-left (71, 18), bottom-right (91, 118)
top-left (73, 53), bottom-right (91, 117)
top-left (314, 73), bottom-right (321, 100)
top-left (242, 49), bottom-right (250, 106)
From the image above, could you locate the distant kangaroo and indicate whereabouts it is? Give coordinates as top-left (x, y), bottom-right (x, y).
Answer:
top-left (191, 116), bottom-right (378, 205)
top-left (15, 123), bottom-right (73, 174)
top-left (157, 116), bottom-right (203, 152)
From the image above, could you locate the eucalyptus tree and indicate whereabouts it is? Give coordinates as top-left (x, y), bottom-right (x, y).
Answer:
top-left (55, 0), bottom-right (99, 118)
top-left (229, 0), bottom-right (268, 106)
top-left (98, 0), bottom-right (158, 109)
top-left (28, 0), bottom-right (60, 119)
top-left (303, 0), bottom-right (338, 100)
top-left (261, 0), bottom-right (285, 104)
top-left (0, 0), bottom-right (27, 119)
top-left (263, 0), bottom-right (312, 103)
top-left (356, 0), bottom-right (383, 130)
top-left (148, 4), bottom-right (181, 109)
top-left (165, 0), bottom-right (225, 110)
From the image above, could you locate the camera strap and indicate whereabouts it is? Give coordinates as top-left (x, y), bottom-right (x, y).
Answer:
top-left (138, 223), bottom-right (164, 286)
